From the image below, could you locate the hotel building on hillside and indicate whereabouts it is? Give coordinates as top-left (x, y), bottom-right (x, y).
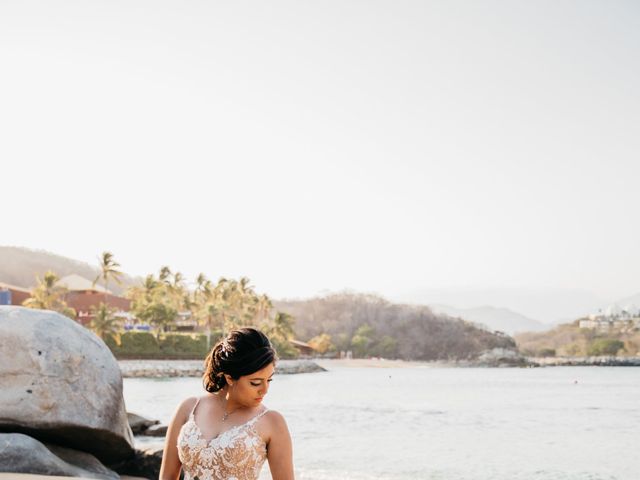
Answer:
top-left (579, 304), bottom-right (640, 331)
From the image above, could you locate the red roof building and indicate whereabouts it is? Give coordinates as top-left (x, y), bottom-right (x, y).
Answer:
top-left (58, 274), bottom-right (131, 325)
top-left (0, 282), bottom-right (31, 306)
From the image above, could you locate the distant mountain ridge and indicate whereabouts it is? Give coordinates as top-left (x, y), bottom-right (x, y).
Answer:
top-left (0, 246), bottom-right (139, 294)
top-left (393, 287), bottom-right (608, 324)
top-left (429, 304), bottom-right (550, 335)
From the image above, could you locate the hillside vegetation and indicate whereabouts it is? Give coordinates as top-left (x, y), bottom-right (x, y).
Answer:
top-left (3, 247), bottom-right (518, 361)
top-left (515, 322), bottom-right (640, 356)
top-left (275, 292), bottom-right (515, 361)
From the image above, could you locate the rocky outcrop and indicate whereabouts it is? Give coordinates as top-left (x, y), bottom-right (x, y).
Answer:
top-left (127, 412), bottom-right (159, 435)
top-left (142, 424), bottom-right (168, 437)
top-left (0, 307), bottom-right (134, 464)
top-left (278, 359), bottom-right (327, 374)
top-left (469, 348), bottom-right (532, 367)
top-left (127, 412), bottom-right (166, 437)
top-left (0, 433), bottom-right (119, 479)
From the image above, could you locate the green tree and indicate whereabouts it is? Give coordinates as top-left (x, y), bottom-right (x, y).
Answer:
top-left (308, 333), bottom-right (334, 354)
top-left (192, 273), bottom-right (217, 349)
top-left (372, 335), bottom-right (398, 358)
top-left (255, 294), bottom-right (273, 325)
top-left (351, 324), bottom-right (375, 358)
top-left (89, 302), bottom-right (121, 342)
top-left (263, 312), bottom-right (298, 359)
top-left (23, 271), bottom-right (76, 319)
top-left (587, 339), bottom-right (624, 356)
top-left (127, 270), bottom-right (178, 336)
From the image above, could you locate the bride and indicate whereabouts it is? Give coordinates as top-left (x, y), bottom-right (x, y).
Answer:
top-left (160, 327), bottom-right (294, 480)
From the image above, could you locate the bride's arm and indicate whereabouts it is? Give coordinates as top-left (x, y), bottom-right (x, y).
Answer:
top-left (266, 411), bottom-right (295, 480)
top-left (160, 397), bottom-right (197, 480)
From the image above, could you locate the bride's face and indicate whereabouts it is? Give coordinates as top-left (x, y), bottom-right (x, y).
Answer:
top-left (227, 362), bottom-right (275, 407)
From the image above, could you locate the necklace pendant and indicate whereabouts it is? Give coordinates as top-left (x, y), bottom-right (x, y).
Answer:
top-left (222, 412), bottom-right (229, 422)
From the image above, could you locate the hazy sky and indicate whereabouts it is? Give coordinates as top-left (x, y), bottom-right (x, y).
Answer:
top-left (2, 1), bottom-right (639, 316)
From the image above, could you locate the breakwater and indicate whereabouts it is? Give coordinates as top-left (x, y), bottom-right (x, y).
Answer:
top-left (529, 355), bottom-right (640, 367)
top-left (118, 359), bottom-right (326, 378)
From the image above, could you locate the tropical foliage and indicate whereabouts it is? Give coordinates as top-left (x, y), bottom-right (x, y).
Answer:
top-left (126, 268), bottom-right (298, 357)
top-left (127, 272), bottom-right (179, 334)
top-left (89, 302), bottom-right (121, 341)
top-left (308, 333), bottom-right (334, 354)
top-left (94, 251), bottom-right (123, 302)
top-left (106, 331), bottom-right (209, 359)
top-left (23, 271), bottom-right (76, 319)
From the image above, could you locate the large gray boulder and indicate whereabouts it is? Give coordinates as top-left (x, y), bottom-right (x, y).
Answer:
top-left (0, 433), bottom-right (119, 479)
top-left (0, 307), bottom-right (134, 464)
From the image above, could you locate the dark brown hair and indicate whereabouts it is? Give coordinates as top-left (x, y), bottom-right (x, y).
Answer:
top-left (203, 327), bottom-right (277, 393)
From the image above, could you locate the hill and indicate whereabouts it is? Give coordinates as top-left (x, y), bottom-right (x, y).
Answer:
top-left (514, 321), bottom-right (640, 357)
top-left (0, 246), bottom-right (139, 294)
top-left (429, 304), bottom-right (549, 335)
top-left (274, 292), bottom-right (516, 361)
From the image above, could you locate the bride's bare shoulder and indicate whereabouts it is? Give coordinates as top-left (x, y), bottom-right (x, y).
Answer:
top-left (171, 396), bottom-right (199, 422)
top-left (262, 409), bottom-right (290, 434)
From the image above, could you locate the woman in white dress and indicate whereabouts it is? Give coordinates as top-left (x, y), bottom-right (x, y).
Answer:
top-left (160, 328), bottom-right (294, 480)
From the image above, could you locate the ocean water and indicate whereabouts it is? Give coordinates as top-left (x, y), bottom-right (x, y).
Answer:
top-left (123, 363), bottom-right (640, 480)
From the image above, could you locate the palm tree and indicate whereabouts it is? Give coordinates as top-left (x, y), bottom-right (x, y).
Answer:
top-left (264, 312), bottom-right (297, 359)
top-left (23, 271), bottom-right (76, 319)
top-left (89, 303), bottom-right (121, 341)
top-left (255, 293), bottom-right (273, 324)
top-left (159, 266), bottom-right (172, 283)
top-left (94, 251), bottom-right (123, 305)
top-left (192, 273), bottom-right (215, 349)
top-left (127, 273), bottom-right (176, 335)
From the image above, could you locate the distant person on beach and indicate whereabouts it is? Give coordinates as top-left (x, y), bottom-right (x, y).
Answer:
top-left (160, 327), bottom-right (294, 480)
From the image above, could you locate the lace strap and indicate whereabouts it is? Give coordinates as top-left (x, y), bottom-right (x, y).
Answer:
top-left (188, 397), bottom-right (201, 418)
top-left (248, 408), bottom-right (269, 424)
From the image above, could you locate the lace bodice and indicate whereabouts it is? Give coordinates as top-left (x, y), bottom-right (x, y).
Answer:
top-left (177, 401), bottom-right (269, 480)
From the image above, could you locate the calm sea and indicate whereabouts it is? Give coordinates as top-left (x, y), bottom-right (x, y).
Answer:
top-left (123, 362), bottom-right (640, 480)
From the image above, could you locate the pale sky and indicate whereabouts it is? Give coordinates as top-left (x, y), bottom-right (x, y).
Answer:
top-left (2, 1), bottom-right (639, 320)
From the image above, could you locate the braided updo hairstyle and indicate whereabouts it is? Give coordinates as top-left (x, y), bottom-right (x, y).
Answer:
top-left (203, 327), bottom-right (277, 393)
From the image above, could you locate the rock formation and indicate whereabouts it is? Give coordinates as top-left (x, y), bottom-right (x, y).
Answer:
top-left (0, 306), bottom-right (135, 472)
top-left (0, 433), bottom-right (119, 479)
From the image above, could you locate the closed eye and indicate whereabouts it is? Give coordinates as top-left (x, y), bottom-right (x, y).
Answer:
top-left (250, 378), bottom-right (273, 386)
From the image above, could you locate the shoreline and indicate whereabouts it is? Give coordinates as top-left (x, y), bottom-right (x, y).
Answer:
top-left (118, 356), bottom-right (640, 378)
top-left (527, 355), bottom-right (640, 367)
top-left (119, 359), bottom-right (326, 378)
top-left (314, 357), bottom-right (640, 369)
